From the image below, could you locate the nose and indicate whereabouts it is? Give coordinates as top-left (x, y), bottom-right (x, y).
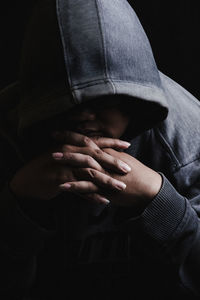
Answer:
top-left (71, 107), bottom-right (97, 122)
top-left (81, 107), bottom-right (96, 120)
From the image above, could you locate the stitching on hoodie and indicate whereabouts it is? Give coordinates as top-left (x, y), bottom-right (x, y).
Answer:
top-left (173, 156), bottom-right (200, 172)
top-left (56, 0), bottom-right (77, 104)
top-left (154, 128), bottom-right (180, 169)
top-left (156, 127), bottom-right (200, 170)
top-left (95, 0), bottom-right (116, 94)
top-left (71, 79), bottom-right (164, 91)
top-left (94, 0), bottom-right (107, 78)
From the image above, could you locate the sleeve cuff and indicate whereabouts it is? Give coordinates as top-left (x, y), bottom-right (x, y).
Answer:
top-left (125, 174), bottom-right (187, 244)
top-left (140, 173), bottom-right (186, 242)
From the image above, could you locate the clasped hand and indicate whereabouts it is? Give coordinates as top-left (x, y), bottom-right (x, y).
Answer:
top-left (52, 131), bottom-right (162, 211)
top-left (10, 130), bottom-right (162, 212)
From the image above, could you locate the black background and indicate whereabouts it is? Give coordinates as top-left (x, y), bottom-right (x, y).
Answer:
top-left (0, 1), bottom-right (200, 99)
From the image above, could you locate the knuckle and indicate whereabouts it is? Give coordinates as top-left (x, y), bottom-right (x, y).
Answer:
top-left (113, 139), bottom-right (120, 145)
top-left (86, 155), bottom-right (94, 165)
top-left (69, 182), bottom-right (75, 189)
top-left (113, 158), bottom-right (120, 167)
top-left (92, 136), bottom-right (101, 142)
top-left (94, 148), bottom-right (103, 156)
top-left (63, 152), bottom-right (73, 160)
top-left (106, 176), bottom-right (114, 186)
top-left (86, 168), bottom-right (97, 179)
top-left (103, 148), bottom-right (114, 155)
top-left (83, 136), bottom-right (92, 146)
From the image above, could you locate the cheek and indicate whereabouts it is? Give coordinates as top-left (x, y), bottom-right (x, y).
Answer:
top-left (100, 110), bottom-right (130, 138)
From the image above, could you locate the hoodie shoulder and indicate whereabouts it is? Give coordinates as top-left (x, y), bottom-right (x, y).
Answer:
top-left (156, 72), bottom-right (200, 168)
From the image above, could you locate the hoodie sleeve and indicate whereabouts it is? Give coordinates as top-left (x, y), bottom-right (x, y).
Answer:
top-left (0, 183), bottom-right (56, 297)
top-left (124, 173), bottom-right (200, 296)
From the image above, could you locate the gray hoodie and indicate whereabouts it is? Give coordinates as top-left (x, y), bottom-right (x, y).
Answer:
top-left (0, 0), bottom-right (200, 299)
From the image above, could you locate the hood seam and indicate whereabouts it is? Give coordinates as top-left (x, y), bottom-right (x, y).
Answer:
top-left (56, 0), bottom-right (78, 105)
top-left (71, 79), bottom-right (165, 91)
top-left (95, 0), bottom-right (116, 94)
top-left (154, 127), bottom-right (180, 168)
top-left (95, 0), bottom-right (107, 78)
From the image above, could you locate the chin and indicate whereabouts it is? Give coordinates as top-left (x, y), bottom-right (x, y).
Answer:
top-left (87, 134), bottom-right (104, 139)
top-left (89, 133), bottom-right (114, 140)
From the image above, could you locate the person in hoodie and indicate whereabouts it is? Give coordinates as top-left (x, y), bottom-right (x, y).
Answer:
top-left (0, 0), bottom-right (200, 299)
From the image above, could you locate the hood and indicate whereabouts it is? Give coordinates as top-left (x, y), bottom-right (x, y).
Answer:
top-left (1, 0), bottom-right (169, 137)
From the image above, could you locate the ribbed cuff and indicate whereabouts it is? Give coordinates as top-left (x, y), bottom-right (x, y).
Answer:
top-left (123, 174), bottom-right (187, 246)
top-left (0, 184), bottom-right (56, 256)
top-left (139, 173), bottom-right (186, 243)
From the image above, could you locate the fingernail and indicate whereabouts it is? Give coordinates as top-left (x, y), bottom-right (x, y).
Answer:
top-left (52, 152), bottom-right (64, 159)
top-left (99, 197), bottom-right (110, 204)
top-left (120, 141), bottom-right (131, 147)
top-left (115, 181), bottom-right (126, 190)
top-left (60, 183), bottom-right (71, 190)
top-left (120, 163), bottom-right (131, 172)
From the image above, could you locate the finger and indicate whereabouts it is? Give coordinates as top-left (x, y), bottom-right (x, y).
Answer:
top-left (90, 136), bottom-right (131, 150)
top-left (58, 181), bottom-right (110, 205)
top-left (84, 193), bottom-right (110, 205)
top-left (52, 147), bottom-right (131, 174)
top-left (74, 168), bottom-right (126, 191)
top-left (59, 181), bottom-right (100, 194)
top-left (71, 192), bottom-right (110, 205)
top-left (52, 130), bottom-right (131, 150)
top-left (90, 148), bottom-right (131, 174)
top-left (52, 152), bottom-right (104, 172)
top-left (52, 130), bottom-right (98, 148)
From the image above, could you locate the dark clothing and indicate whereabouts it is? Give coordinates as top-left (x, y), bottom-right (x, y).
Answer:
top-left (0, 0), bottom-right (200, 299)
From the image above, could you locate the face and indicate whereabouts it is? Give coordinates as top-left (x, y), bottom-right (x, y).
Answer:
top-left (64, 97), bottom-right (131, 139)
top-left (22, 97), bottom-right (131, 160)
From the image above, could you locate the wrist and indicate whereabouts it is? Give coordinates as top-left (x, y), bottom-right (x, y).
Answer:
top-left (145, 172), bottom-right (163, 201)
top-left (129, 172), bottom-right (163, 214)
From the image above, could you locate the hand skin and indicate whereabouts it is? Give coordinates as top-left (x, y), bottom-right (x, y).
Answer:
top-left (52, 132), bottom-right (162, 211)
top-left (98, 148), bottom-right (162, 212)
top-left (9, 132), bottom-right (131, 203)
top-left (56, 147), bottom-right (162, 212)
